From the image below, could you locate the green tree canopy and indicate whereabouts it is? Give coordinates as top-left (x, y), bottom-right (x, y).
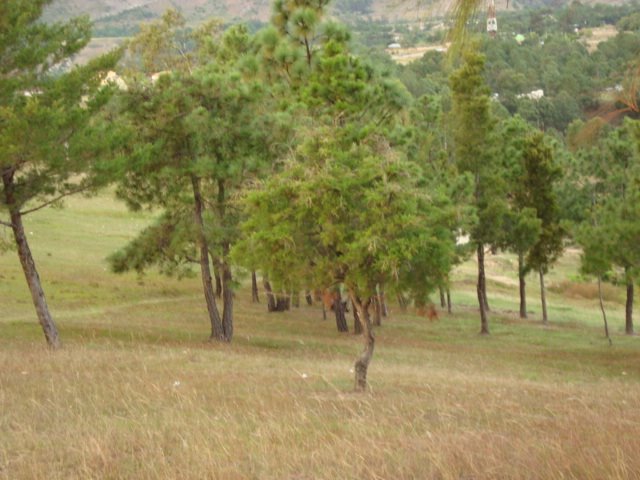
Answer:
top-left (109, 12), bottom-right (267, 342)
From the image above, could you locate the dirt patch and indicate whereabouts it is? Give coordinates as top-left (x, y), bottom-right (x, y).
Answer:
top-left (581, 25), bottom-right (618, 53)
top-left (387, 43), bottom-right (450, 64)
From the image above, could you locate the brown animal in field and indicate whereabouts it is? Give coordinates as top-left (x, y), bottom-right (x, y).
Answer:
top-left (321, 290), bottom-right (337, 311)
top-left (417, 303), bottom-right (439, 322)
top-left (321, 289), bottom-right (348, 312)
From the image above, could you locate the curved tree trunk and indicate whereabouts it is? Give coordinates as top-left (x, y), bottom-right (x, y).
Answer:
top-left (518, 252), bottom-right (527, 319)
top-left (251, 271), bottom-right (260, 303)
top-left (598, 276), bottom-right (613, 346)
top-left (625, 269), bottom-right (634, 335)
top-left (349, 292), bottom-right (375, 392)
top-left (539, 268), bottom-right (548, 326)
top-left (3, 170), bottom-right (60, 349)
top-left (477, 243), bottom-right (489, 335)
top-left (191, 175), bottom-right (224, 341)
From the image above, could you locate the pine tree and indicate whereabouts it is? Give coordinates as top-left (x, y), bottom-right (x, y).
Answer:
top-left (0, 0), bottom-right (120, 348)
top-left (110, 12), bottom-right (266, 342)
top-left (236, 6), bottom-right (458, 391)
top-left (494, 116), bottom-right (543, 319)
top-left (575, 119), bottom-right (640, 335)
top-left (450, 47), bottom-right (508, 334)
top-left (521, 133), bottom-right (565, 325)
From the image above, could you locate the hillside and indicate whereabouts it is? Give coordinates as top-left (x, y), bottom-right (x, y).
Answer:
top-left (44, 0), bottom-right (635, 27)
top-left (2, 193), bottom-right (640, 478)
top-left (44, 0), bottom-right (447, 24)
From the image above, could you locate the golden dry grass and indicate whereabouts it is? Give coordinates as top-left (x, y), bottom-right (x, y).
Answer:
top-left (2, 330), bottom-right (640, 479)
top-left (1, 194), bottom-right (640, 479)
top-left (582, 25), bottom-right (619, 53)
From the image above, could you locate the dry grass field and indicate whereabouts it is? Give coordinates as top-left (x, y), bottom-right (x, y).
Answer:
top-left (1, 194), bottom-right (640, 479)
top-left (581, 24), bottom-right (619, 53)
top-left (386, 44), bottom-right (451, 65)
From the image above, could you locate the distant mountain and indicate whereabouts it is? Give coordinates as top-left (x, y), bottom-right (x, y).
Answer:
top-left (44, 0), bottom-right (634, 33)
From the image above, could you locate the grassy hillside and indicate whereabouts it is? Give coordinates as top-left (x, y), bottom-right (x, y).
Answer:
top-left (1, 193), bottom-right (639, 478)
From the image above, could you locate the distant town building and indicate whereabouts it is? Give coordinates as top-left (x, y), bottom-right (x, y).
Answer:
top-left (487, 0), bottom-right (497, 37)
top-left (517, 89), bottom-right (545, 101)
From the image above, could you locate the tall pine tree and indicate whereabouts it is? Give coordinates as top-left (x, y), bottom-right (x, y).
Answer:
top-left (450, 48), bottom-right (508, 334)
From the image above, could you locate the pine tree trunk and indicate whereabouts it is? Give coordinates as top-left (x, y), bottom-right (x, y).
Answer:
top-left (263, 279), bottom-right (276, 312)
top-left (372, 295), bottom-right (382, 327)
top-left (598, 276), bottom-right (613, 346)
top-left (625, 270), bottom-right (634, 335)
top-left (220, 243), bottom-right (233, 342)
top-left (518, 252), bottom-right (527, 319)
top-left (397, 293), bottom-right (407, 311)
top-left (275, 293), bottom-right (290, 311)
top-left (380, 289), bottom-right (388, 317)
top-left (353, 301), bottom-right (363, 335)
top-left (334, 296), bottom-right (349, 332)
top-left (349, 292), bottom-right (375, 392)
top-left (477, 243), bottom-right (489, 335)
top-left (482, 278), bottom-right (490, 312)
top-left (2, 170), bottom-right (60, 349)
top-left (439, 286), bottom-right (446, 308)
top-left (539, 268), bottom-right (548, 325)
top-left (251, 271), bottom-right (260, 303)
top-left (214, 267), bottom-right (222, 298)
top-left (190, 175), bottom-right (224, 340)
top-left (446, 288), bottom-right (452, 314)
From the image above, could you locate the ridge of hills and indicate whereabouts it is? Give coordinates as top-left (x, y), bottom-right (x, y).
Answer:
top-left (44, 0), bottom-right (634, 27)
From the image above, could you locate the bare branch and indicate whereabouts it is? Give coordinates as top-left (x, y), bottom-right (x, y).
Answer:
top-left (19, 186), bottom-right (89, 216)
top-left (0, 219), bottom-right (14, 228)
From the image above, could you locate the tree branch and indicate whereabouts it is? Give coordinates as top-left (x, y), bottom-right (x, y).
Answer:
top-left (19, 186), bottom-right (89, 216)
top-left (185, 255), bottom-right (199, 264)
top-left (0, 219), bottom-right (14, 228)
